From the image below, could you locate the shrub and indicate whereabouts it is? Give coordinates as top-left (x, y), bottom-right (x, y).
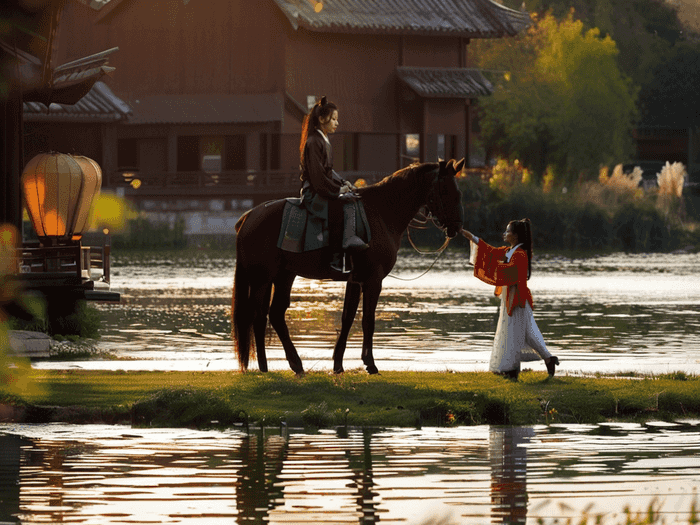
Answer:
top-left (612, 202), bottom-right (667, 252)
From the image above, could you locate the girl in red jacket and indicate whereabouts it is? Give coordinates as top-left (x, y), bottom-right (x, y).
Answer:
top-left (461, 219), bottom-right (559, 380)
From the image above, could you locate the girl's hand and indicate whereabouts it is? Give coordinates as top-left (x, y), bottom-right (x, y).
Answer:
top-left (460, 229), bottom-right (475, 242)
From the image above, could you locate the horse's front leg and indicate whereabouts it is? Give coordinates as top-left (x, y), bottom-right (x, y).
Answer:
top-left (333, 281), bottom-right (362, 374)
top-left (361, 279), bottom-right (382, 375)
top-left (269, 271), bottom-right (305, 376)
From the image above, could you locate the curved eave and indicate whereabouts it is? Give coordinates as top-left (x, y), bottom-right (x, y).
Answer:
top-left (274, 0), bottom-right (531, 39)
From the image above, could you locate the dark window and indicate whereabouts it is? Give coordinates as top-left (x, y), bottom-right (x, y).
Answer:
top-left (225, 135), bottom-right (246, 170)
top-left (117, 138), bottom-right (138, 169)
top-left (177, 136), bottom-right (200, 171)
top-left (270, 134), bottom-right (281, 170)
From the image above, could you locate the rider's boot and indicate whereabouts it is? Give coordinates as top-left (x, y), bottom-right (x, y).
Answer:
top-left (342, 203), bottom-right (369, 252)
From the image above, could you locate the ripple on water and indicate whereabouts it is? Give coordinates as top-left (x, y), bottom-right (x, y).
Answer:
top-left (2, 423), bottom-right (700, 523)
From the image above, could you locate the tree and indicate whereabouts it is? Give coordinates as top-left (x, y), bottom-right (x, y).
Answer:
top-left (499, 0), bottom-right (687, 125)
top-left (638, 41), bottom-right (700, 127)
top-left (475, 11), bottom-right (638, 184)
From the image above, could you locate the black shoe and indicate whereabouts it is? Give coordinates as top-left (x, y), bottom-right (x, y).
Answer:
top-left (546, 356), bottom-right (559, 377)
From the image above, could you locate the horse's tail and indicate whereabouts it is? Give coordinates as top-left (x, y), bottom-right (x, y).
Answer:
top-left (232, 213), bottom-right (255, 371)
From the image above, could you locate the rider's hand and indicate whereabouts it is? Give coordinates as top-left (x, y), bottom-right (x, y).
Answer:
top-left (340, 181), bottom-right (356, 194)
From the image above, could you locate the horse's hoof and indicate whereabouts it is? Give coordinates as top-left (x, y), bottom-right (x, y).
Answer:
top-left (334, 368), bottom-right (344, 375)
top-left (295, 370), bottom-right (305, 378)
top-left (366, 365), bottom-right (379, 375)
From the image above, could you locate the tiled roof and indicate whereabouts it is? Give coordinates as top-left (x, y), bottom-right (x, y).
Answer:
top-left (24, 81), bottom-right (132, 122)
top-left (126, 93), bottom-right (283, 124)
top-left (1, 40), bottom-right (119, 106)
top-left (272, 0), bottom-right (531, 38)
top-left (397, 66), bottom-right (493, 98)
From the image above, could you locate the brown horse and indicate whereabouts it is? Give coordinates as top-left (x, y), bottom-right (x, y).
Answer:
top-left (232, 159), bottom-right (464, 375)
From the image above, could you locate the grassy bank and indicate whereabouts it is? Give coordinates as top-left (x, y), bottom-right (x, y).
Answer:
top-left (2, 369), bottom-right (699, 429)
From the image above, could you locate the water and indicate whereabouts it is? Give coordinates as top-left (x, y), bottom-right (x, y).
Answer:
top-left (10, 250), bottom-right (700, 523)
top-left (33, 249), bottom-right (700, 376)
top-left (1, 422), bottom-right (699, 524)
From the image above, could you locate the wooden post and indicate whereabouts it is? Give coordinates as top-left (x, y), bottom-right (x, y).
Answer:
top-left (0, 83), bottom-right (23, 235)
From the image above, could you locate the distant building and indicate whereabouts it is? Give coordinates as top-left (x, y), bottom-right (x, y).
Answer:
top-left (31, 0), bottom-right (529, 208)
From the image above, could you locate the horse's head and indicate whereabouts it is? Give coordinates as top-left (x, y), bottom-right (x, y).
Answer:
top-left (426, 158), bottom-right (464, 238)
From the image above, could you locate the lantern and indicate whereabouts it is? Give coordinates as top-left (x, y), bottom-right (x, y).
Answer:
top-left (21, 153), bottom-right (103, 245)
top-left (71, 156), bottom-right (102, 241)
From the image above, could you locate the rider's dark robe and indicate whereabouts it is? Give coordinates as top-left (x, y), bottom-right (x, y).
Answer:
top-left (300, 130), bottom-right (342, 223)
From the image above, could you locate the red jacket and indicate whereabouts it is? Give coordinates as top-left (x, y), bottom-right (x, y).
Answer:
top-left (472, 239), bottom-right (533, 316)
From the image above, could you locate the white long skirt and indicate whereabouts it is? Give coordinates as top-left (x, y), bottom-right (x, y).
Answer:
top-left (489, 287), bottom-right (551, 374)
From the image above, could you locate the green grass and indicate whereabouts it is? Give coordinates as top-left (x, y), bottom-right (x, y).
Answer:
top-left (4, 369), bottom-right (700, 429)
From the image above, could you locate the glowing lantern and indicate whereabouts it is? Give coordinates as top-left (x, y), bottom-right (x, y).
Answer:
top-left (21, 153), bottom-right (103, 245)
top-left (71, 156), bottom-right (102, 241)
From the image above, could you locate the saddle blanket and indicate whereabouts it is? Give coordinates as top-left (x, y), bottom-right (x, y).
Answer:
top-left (277, 198), bottom-right (371, 253)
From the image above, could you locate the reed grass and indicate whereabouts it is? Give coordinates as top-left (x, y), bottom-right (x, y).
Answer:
top-left (3, 369), bottom-right (699, 429)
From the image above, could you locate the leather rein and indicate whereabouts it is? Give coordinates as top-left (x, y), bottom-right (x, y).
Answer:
top-left (387, 166), bottom-right (455, 281)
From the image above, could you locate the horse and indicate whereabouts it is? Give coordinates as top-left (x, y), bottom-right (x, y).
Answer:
top-left (231, 158), bottom-right (464, 375)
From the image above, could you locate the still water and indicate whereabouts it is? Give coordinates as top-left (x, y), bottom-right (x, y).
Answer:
top-left (1, 422), bottom-right (699, 524)
top-left (33, 249), bottom-right (700, 376)
top-left (12, 250), bottom-right (700, 524)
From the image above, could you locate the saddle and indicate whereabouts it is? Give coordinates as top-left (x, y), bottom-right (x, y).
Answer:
top-left (277, 198), bottom-right (371, 253)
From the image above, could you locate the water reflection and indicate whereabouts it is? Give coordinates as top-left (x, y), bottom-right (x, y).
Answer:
top-left (1, 423), bottom-right (699, 524)
top-left (490, 427), bottom-right (531, 524)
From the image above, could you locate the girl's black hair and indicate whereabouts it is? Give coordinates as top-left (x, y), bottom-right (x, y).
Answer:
top-left (509, 218), bottom-right (533, 279)
top-left (299, 96), bottom-right (338, 168)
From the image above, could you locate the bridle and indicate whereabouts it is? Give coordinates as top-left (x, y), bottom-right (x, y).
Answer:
top-left (424, 160), bottom-right (462, 236)
top-left (388, 162), bottom-right (463, 280)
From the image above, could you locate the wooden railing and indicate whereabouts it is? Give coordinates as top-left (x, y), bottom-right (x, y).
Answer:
top-left (106, 170), bottom-right (302, 194)
top-left (17, 242), bottom-right (111, 284)
top-left (105, 170), bottom-right (390, 196)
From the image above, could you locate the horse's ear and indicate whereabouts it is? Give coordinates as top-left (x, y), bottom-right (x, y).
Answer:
top-left (454, 158), bottom-right (465, 173)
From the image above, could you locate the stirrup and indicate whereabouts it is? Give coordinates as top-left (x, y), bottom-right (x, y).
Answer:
top-left (330, 253), bottom-right (351, 274)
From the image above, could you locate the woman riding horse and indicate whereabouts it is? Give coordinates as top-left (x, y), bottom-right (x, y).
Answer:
top-left (232, 158), bottom-right (464, 375)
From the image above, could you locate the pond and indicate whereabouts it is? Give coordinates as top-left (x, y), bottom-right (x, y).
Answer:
top-left (1, 422), bottom-right (699, 524)
top-left (33, 249), bottom-right (700, 376)
top-left (12, 250), bottom-right (700, 523)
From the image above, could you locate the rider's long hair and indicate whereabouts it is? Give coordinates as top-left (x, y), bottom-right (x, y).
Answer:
top-left (509, 218), bottom-right (533, 280)
top-left (299, 96), bottom-right (338, 169)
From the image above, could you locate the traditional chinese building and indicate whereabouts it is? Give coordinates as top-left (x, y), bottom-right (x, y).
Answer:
top-left (43, 0), bottom-right (529, 209)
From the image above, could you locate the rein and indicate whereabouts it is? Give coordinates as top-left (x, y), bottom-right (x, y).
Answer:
top-left (387, 165), bottom-right (455, 281)
top-left (387, 233), bottom-right (451, 281)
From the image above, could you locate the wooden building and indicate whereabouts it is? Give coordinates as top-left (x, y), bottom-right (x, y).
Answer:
top-left (42, 0), bottom-right (529, 206)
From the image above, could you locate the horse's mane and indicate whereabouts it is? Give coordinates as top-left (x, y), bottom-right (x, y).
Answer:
top-left (358, 162), bottom-right (436, 197)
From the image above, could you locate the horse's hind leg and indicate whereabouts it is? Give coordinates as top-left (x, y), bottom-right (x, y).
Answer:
top-left (269, 271), bottom-right (304, 376)
top-left (332, 281), bottom-right (361, 374)
top-left (361, 279), bottom-right (382, 375)
top-left (251, 282), bottom-right (272, 372)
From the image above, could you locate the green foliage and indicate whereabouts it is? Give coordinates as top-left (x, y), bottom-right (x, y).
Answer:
top-left (10, 300), bottom-right (103, 339)
top-left (301, 401), bottom-right (334, 427)
top-left (131, 387), bottom-right (244, 428)
top-left (12, 369), bottom-right (700, 429)
top-left (499, 0), bottom-right (684, 89)
top-left (476, 11), bottom-right (638, 183)
top-left (112, 216), bottom-right (187, 250)
top-left (612, 201), bottom-right (667, 252)
top-left (457, 171), bottom-right (690, 253)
